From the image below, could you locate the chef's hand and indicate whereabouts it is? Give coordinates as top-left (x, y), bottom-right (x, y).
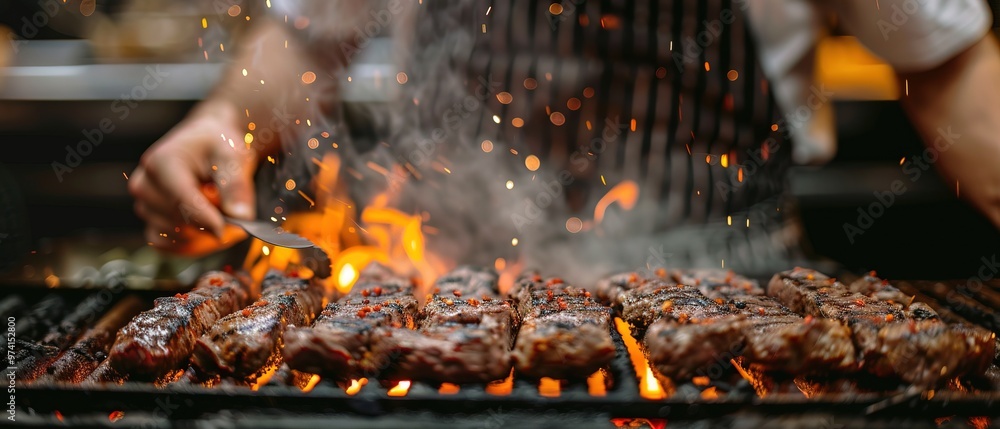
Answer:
top-left (128, 100), bottom-right (257, 255)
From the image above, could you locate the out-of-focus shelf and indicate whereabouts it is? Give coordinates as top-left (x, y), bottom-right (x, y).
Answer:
top-left (788, 163), bottom-right (948, 206)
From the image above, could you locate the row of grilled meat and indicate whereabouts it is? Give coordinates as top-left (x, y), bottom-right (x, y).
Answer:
top-left (598, 267), bottom-right (997, 387)
top-left (6, 265), bottom-right (998, 389)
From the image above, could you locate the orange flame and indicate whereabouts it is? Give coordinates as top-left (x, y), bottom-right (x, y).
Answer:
top-left (243, 151), bottom-right (448, 299)
top-left (731, 358), bottom-right (769, 398)
top-left (438, 383), bottom-right (460, 395)
top-left (387, 380), bottom-right (411, 396)
top-left (485, 369), bottom-right (514, 396)
top-left (587, 370), bottom-right (607, 397)
top-left (301, 375), bottom-right (321, 392)
top-left (250, 365), bottom-right (279, 391)
top-left (614, 317), bottom-right (667, 400)
top-left (345, 378), bottom-right (367, 395)
top-left (594, 180), bottom-right (639, 224)
top-left (538, 377), bottom-right (561, 397)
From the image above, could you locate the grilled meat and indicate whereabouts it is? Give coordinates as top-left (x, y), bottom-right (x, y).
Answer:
top-left (108, 271), bottom-right (249, 379)
top-left (420, 296), bottom-right (518, 340)
top-left (768, 268), bottom-right (996, 386)
top-left (374, 317), bottom-right (512, 384)
top-left (509, 276), bottom-right (615, 379)
top-left (430, 265), bottom-right (502, 299)
top-left (283, 264), bottom-right (418, 380)
top-left (848, 272), bottom-right (938, 320)
top-left (866, 320), bottom-right (996, 386)
top-left (50, 295), bottom-right (146, 383)
top-left (616, 271), bottom-right (856, 377)
top-left (678, 269), bottom-right (857, 374)
top-left (645, 316), bottom-right (747, 380)
top-left (192, 270), bottom-right (324, 379)
top-left (374, 267), bottom-right (518, 384)
top-left (16, 291), bottom-right (121, 382)
top-left (595, 269), bottom-right (674, 310)
top-left (619, 280), bottom-right (730, 334)
top-left (282, 297), bottom-right (417, 379)
top-left (672, 269), bottom-right (765, 299)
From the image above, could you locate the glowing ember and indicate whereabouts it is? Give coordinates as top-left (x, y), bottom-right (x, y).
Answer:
top-left (538, 377), bottom-right (561, 397)
top-left (396, 72), bottom-right (408, 84)
top-left (301, 375), bottom-right (321, 392)
top-left (300, 71), bottom-right (317, 85)
top-left (496, 92), bottom-right (513, 104)
top-left (346, 378), bottom-right (367, 395)
top-left (251, 365), bottom-right (279, 391)
top-left (525, 155), bottom-right (541, 171)
top-left (438, 383), bottom-right (460, 394)
top-left (594, 180), bottom-right (639, 223)
top-left (587, 370), bottom-right (607, 396)
top-left (550, 112), bottom-right (566, 126)
top-left (565, 217), bottom-right (583, 233)
top-left (108, 410), bottom-right (125, 423)
top-left (481, 140), bottom-right (494, 152)
top-left (387, 380), bottom-right (411, 397)
top-left (700, 386), bottom-right (719, 400)
top-left (505, 180), bottom-right (514, 190)
top-left (485, 369), bottom-right (514, 396)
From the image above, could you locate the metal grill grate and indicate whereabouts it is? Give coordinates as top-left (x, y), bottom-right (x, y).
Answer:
top-left (6, 278), bottom-right (1000, 427)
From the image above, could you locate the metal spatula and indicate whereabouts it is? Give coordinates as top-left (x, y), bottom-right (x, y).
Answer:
top-left (226, 216), bottom-right (331, 278)
top-left (224, 216), bottom-right (316, 249)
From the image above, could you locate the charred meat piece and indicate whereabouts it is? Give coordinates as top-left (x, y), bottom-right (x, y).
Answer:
top-left (509, 276), bottom-right (615, 380)
top-left (619, 280), bottom-right (730, 334)
top-left (374, 318), bottom-right (512, 384)
top-left (684, 271), bottom-right (858, 374)
top-left (16, 291), bottom-right (121, 382)
top-left (50, 295), bottom-right (147, 383)
top-left (645, 316), bottom-right (747, 380)
top-left (767, 268), bottom-right (905, 323)
top-left (594, 269), bottom-right (675, 310)
top-left (376, 267), bottom-right (517, 384)
top-left (192, 270), bottom-right (324, 379)
top-left (420, 296), bottom-right (518, 342)
top-left (431, 265), bottom-right (502, 299)
top-left (866, 320), bottom-right (996, 385)
top-left (848, 272), bottom-right (938, 320)
top-left (108, 271), bottom-right (249, 379)
top-left (768, 268), bottom-right (995, 386)
top-left (619, 279), bottom-right (745, 379)
top-left (282, 297), bottom-right (417, 379)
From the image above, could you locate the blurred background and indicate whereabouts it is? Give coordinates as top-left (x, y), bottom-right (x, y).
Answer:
top-left (0, 0), bottom-right (998, 288)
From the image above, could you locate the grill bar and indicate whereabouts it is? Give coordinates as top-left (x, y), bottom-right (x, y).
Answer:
top-left (6, 276), bottom-right (1000, 424)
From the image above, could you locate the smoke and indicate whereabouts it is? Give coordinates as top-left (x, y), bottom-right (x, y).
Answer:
top-left (270, 0), bottom-right (802, 287)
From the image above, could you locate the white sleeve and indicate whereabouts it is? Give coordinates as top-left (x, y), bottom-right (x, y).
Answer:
top-left (830, 0), bottom-right (993, 72)
top-left (746, 0), bottom-right (837, 165)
